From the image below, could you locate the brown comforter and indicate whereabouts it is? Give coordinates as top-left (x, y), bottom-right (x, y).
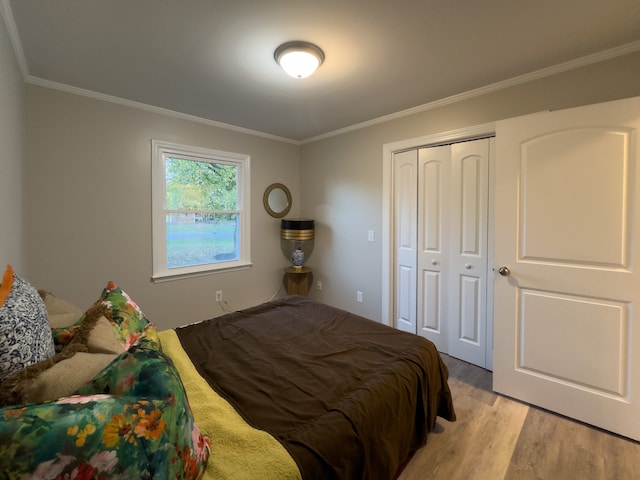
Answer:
top-left (175, 296), bottom-right (455, 480)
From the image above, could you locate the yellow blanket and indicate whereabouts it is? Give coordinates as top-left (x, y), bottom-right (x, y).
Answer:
top-left (158, 329), bottom-right (301, 480)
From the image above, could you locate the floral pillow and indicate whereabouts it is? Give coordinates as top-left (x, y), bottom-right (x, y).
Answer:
top-left (53, 281), bottom-right (150, 351)
top-left (0, 265), bottom-right (56, 381)
top-left (0, 326), bottom-right (210, 479)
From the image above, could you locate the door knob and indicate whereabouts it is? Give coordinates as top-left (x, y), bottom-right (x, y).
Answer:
top-left (497, 266), bottom-right (510, 276)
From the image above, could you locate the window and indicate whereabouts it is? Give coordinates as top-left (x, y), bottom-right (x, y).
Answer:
top-left (152, 140), bottom-right (251, 280)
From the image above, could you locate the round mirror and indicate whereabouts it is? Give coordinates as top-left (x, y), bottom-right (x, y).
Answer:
top-left (263, 183), bottom-right (292, 218)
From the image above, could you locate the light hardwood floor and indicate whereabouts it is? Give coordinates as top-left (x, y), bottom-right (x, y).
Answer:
top-left (398, 354), bottom-right (640, 480)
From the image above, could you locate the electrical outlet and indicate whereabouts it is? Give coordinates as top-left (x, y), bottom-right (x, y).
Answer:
top-left (316, 280), bottom-right (323, 290)
top-left (367, 230), bottom-right (375, 242)
top-left (357, 291), bottom-right (363, 303)
top-left (216, 290), bottom-right (223, 302)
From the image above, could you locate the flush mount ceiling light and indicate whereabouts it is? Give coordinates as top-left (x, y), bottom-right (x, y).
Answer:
top-left (274, 41), bottom-right (325, 79)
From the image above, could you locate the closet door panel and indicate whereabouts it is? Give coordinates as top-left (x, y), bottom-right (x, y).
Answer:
top-left (461, 154), bottom-right (481, 255)
top-left (459, 275), bottom-right (480, 344)
top-left (422, 270), bottom-right (442, 331)
top-left (416, 146), bottom-right (450, 350)
top-left (448, 139), bottom-right (490, 366)
top-left (393, 150), bottom-right (418, 334)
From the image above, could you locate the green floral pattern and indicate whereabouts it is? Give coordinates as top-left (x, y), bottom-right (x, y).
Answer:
top-left (0, 284), bottom-right (210, 479)
top-left (52, 281), bottom-right (151, 350)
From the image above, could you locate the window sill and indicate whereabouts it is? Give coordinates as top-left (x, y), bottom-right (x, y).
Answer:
top-left (151, 261), bottom-right (253, 283)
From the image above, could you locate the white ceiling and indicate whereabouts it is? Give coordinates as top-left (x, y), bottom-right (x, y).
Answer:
top-left (4, 0), bottom-right (640, 142)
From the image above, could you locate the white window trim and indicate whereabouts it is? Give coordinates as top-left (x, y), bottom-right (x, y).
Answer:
top-left (151, 139), bottom-right (251, 282)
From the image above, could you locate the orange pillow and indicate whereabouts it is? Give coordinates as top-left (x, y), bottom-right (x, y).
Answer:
top-left (0, 265), bottom-right (13, 307)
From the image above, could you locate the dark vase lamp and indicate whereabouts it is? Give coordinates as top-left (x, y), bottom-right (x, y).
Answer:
top-left (281, 219), bottom-right (315, 270)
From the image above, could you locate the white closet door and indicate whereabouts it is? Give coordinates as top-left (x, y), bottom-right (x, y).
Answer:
top-left (493, 96), bottom-right (640, 440)
top-left (416, 145), bottom-right (451, 351)
top-left (447, 139), bottom-right (490, 366)
top-left (393, 149), bottom-right (418, 334)
top-left (393, 139), bottom-right (491, 368)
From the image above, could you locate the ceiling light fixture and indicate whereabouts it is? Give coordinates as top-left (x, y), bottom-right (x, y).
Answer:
top-left (274, 41), bottom-right (325, 79)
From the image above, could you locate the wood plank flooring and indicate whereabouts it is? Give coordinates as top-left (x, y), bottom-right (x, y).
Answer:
top-left (398, 354), bottom-right (640, 480)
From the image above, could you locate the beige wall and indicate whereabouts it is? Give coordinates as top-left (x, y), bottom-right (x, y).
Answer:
top-left (301, 51), bottom-right (640, 322)
top-left (0, 15), bottom-right (25, 272)
top-left (16, 46), bottom-right (640, 329)
top-left (24, 86), bottom-right (300, 330)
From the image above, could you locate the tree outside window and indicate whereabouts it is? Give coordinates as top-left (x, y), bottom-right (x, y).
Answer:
top-left (152, 141), bottom-right (251, 280)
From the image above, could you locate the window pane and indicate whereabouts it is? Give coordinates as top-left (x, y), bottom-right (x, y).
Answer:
top-left (152, 140), bottom-right (250, 279)
top-left (166, 157), bottom-right (238, 210)
top-left (166, 213), bottom-right (239, 268)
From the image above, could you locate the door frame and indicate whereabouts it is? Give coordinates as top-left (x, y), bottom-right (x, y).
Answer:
top-left (381, 122), bottom-right (496, 369)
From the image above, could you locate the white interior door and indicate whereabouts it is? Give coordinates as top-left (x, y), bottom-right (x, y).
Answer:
top-left (493, 96), bottom-right (640, 441)
top-left (394, 149), bottom-right (418, 334)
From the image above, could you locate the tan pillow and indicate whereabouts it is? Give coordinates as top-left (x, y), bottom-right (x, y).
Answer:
top-left (21, 352), bottom-right (116, 403)
top-left (40, 290), bottom-right (83, 328)
top-left (0, 303), bottom-right (122, 406)
top-left (87, 316), bottom-right (126, 355)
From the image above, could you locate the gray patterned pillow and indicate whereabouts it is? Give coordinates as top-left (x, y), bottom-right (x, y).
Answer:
top-left (0, 266), bottom-right (56, 381)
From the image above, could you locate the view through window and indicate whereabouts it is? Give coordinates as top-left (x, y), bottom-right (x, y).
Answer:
top-left (165, 157), bottom-right (239, 267)
top-left (152, 141), bottom-right (251, 280)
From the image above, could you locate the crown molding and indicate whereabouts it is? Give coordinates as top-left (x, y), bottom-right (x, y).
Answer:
top-left (302, 40), bottom-right (640, 144)
top-left (3, 0), bottom-right (639, 146)
top-left (26, 76), bottom-right (301, 145)
top-left (0, 0), bottom-right (28, 79)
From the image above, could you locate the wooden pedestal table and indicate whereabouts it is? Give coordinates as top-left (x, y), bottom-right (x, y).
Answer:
top-left (284, 267), bottom-right (312, 296)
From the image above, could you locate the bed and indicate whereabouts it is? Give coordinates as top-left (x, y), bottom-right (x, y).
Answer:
top-left (163, 295), bottom-right (456, 479)
top-left (0, 270), bottom-right (455, 479)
